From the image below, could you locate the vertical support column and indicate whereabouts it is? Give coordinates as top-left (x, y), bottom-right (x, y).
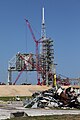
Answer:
top-left (8, 70), bottom-right (12, 85)
top-left (53, 73), bottom-right (56, 87)
top-left (53, 64), bottom-right (57, 87)
top-left (46, 71), bottom-right (49, 86)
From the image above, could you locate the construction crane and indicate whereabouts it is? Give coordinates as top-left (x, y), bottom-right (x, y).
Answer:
top-left (25, 19), bottom-right (42, 82)
top-left (25, 8), bottom-right (54, 86)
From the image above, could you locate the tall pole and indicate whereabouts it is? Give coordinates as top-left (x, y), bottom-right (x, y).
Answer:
top-left (8, 70), bottom-right (12, 85)
top-left (41, 7), bottom-right (46, 38)
top-left (42, 7), bottom-right (45, 25)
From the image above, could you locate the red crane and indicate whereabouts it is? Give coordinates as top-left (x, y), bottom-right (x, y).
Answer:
top-left (13, 20), bottom-right (42, 85)
top-left (25, 19), bottom-right (42, 82)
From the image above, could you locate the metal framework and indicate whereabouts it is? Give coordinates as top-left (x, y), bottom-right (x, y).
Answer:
top-left (38, 7), bottom-right (54, 85)
top-left (39, 37), bottom-right (54, 85)
top-left (8, 53), bottom-right (36, 84)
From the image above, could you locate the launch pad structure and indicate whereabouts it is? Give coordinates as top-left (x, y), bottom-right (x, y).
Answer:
top-left (8, 7), bottom-right (55, 86)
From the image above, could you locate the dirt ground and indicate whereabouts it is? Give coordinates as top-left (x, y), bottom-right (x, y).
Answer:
top-left (0, 85), bottom-right (51, 97)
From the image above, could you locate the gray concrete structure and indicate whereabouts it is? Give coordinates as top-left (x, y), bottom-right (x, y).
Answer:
top-left (0, 101), bottom-right (80, 119)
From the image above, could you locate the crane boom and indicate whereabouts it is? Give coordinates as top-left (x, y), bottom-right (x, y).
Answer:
top-left (25, 19), bottom-right (37, 43)
top-left (25, 19), bottom-right (41, 81)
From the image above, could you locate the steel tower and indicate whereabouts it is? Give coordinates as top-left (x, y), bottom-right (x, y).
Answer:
top-left (39, 7), bottom-right (54, 86)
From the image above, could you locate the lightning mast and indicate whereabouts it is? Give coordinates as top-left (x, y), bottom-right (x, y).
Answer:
top-left (41, 7), bottom-right (46, 39)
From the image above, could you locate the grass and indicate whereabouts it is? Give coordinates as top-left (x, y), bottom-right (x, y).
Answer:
top-left (7, 115), bottom-right (80, 120)
top-left (0, 96), bottom-right (31, 101)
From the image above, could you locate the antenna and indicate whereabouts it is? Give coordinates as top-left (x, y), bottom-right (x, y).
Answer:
top-left (41, 7), bottom-right (46, 38)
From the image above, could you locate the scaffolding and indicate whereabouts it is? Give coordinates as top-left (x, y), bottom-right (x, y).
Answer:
top-left (8, 53), bottom-right (36, 85)
top-left (39, 37), bottom-right (54, 85)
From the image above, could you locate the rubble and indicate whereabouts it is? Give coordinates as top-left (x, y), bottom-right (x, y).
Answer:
top-left (23, 86), bottom-right (80, 109)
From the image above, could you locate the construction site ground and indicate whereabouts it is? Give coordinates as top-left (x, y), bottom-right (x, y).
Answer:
top-left (0, 85), bottom-right (51, 97)
top-left (0, 85), bottom-right (80, 119)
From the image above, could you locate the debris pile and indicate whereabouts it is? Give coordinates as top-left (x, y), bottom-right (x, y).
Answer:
top-left (23, 86), bottom-right (80, 109)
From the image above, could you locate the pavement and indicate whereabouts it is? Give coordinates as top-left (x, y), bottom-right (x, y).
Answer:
top-left (0, 101), bottom-right (80, 119)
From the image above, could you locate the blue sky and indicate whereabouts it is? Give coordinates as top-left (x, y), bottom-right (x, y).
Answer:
top-left (0, 0), bottom-right (80, 84)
